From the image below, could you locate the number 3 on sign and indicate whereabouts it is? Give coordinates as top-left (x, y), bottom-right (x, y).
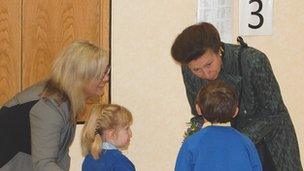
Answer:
top-left (239, 0), bottom-right (273, 36)
top-left (248, 0), bottom-right (263, 29)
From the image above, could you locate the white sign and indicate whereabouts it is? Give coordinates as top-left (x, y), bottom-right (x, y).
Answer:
top-left (197, 0), bottom-right (233, 43)
top-left (239, 0), bottom-right (273, 36)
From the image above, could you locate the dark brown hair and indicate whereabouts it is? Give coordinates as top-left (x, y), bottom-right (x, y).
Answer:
top-left (171, 22), bottom-right (221, 64)
top-left (196, 80), bottom-right (237, 123)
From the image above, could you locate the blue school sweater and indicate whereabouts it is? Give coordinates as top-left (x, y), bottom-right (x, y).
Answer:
top-left (82, 143), bottom-right (135, 171)
top-left (175, 126), bottom-right (262, 171)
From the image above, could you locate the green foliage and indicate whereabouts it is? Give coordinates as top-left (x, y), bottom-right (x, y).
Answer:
top-left (183, 116), bottom-right (204, 141)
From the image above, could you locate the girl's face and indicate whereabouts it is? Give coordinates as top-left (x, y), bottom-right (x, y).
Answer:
top-left (188, 49), bottom-right (222, 80)
top-left (111, 125), bottom-right (133, 149)
top-left (83, 66), bottom-right (110, 98)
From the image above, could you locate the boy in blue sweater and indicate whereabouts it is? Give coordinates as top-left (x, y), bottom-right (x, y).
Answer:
top-left (81, 104), bottom-right (135, 171)
top-left (175, 80), bottom-right (262, 171)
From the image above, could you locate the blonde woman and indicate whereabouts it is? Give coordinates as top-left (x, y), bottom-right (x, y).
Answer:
top-left (0, 40), bottom-right (109, 171)
top-left (81, 104), bottom-right (135, 171)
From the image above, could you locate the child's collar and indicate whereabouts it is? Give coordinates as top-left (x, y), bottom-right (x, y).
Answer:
top-left (203, 121), bottom-right (231, 128)
top-left (102, 142), bottom-right (117, 150)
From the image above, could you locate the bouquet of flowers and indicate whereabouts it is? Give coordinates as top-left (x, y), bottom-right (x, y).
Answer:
top-left (183, 115), bottom-right (204, 140)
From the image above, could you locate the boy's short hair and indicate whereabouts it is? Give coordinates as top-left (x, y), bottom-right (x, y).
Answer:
top-left (196, 80), bottom-right (237, 123)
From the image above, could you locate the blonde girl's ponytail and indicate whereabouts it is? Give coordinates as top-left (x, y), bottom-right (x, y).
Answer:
top-left (91, 133), bottom-right (102, 159)
top-left (81, 105), bottom-right (103, 159)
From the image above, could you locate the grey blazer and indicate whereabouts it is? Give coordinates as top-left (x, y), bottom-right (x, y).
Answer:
top-left (0, 82), bottom-right (76, 171)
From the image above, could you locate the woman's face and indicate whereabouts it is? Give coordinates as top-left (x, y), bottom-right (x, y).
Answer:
top-left (83, 66), bottom-right (110, 98)
top-left (187, 49), bottom-right (222, 80)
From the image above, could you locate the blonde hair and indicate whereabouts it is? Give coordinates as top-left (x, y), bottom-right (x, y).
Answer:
top-left (42, 40), bottom-right (109, 123)
top-left (81, 104), bottom-right (133, 159)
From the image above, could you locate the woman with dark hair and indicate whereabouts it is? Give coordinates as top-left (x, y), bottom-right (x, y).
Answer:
top-left (0, 40), bottom-right (110, 171)
top-left (171, 22), bottom-right (302, 171)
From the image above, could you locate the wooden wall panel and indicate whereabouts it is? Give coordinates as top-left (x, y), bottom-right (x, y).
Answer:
top-left (22, 0), bottom-right (101, 89)
top-left (101, 0), bottom-right (110, 51)
top-left (0, 0), bottom-right (21, 104)
top-left (78, 0), bottom-right (111, 122)
top-left (0, 0), bottom-right (110, 123)
top-left (23, 0), bottom-right (110, 122)
top-left (100, 0), bottom-right (110, 105)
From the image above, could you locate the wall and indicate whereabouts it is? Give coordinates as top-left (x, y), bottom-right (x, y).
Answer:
top-left (70, 1), bottom-right (303, 170)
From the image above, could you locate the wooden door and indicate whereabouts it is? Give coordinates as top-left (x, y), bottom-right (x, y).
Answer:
top-left (0, 0), bottom-right (111, 122)
top-left (0, 0), bottom-right (21, 104)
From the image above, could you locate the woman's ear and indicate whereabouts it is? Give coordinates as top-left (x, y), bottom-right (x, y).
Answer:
top-left (196, 104), bottom-right (203, 116)
top-left (232, 107), bottom-right (239, 118)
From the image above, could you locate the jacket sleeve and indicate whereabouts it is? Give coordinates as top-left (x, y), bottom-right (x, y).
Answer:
top-left (30, 100), bottom-right (65, 171)
top-left (240, 52), bottom-right (284, 144)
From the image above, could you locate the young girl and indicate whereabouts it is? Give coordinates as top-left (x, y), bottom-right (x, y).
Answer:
top-left (81, 104), bottom-right (135, 171)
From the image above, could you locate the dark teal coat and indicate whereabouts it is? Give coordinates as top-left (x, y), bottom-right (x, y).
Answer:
top-left (182, 43), bottom-right (302, 171)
